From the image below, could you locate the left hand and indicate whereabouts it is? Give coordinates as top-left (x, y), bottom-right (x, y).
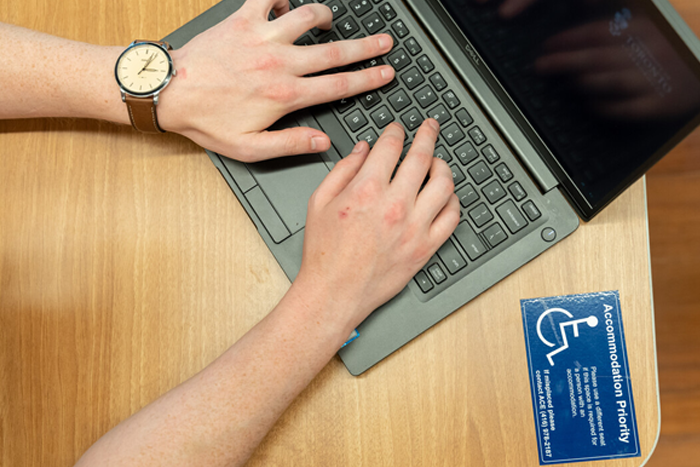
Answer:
top-left (158, 0), bottom-right (396, 162)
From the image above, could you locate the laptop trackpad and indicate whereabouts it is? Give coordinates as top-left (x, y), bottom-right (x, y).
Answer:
top-left (247, 154), bottom-right (329, 235)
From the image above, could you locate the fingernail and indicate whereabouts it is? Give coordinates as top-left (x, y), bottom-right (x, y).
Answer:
top-left (427, 118), bottom-right (439, 131)
top-left (351, 141), bottom-right (363, 153)
top-left (380, 66), bottom-right (393, 80)
top-left (378, 34), bottom-right (392, 50)
top-left (311, 136), bottom-right (327, 151)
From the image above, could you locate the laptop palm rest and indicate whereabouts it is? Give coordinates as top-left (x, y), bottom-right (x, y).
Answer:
top-left (247, 154), bottom-right (329, 236)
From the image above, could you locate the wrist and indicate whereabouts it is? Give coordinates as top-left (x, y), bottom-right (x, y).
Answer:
top-left (154, 46), bottom-right (192, 134)
top-left (282, 271), bottom-right (369, 346)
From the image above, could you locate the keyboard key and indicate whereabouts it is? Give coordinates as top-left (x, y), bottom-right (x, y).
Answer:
top-left (441, 122), bottom-right (466, 146)
top-left (359, 90), bottom-right (381, 110)
top-left (380, 77), bottom-right (399, 94)
top-left (344, 109), bottom-right (368, 132)
top-left (388, 89), bottom-right (411, 112)
top-left (357, 127), bottom-right (379, 147)
top-left (508, 181), bottom-right (527, 201)
top-left (349, 0), bottom-right (372, 17)
top-left (481, 179), bottom-right (506, 204)
top-left (417, 55), bottom-right (435, 73)
top-left (363, 56), bottom-right (384, 68)
top-left (413, 85), bottom-right (438, 108)
top-left (319, 31), bottom-right (340, 43)
top-left (483, 223), bottom-right (508, 248)
top-left (294, 35), bottom-right (315, 46)
top-left (522, 200), bottom-right (542, 221)
top-left (496, 200), bottom-right (528, 234)
top-left (414, 270), bottom-right (434, 293)
top-left (454, 221), bottom-right (488, 261)
top-left (437, 239), bottom-right (467, 274)
top-left (434, 145), bottom-right (452, 163)
top-left (456, 183), bottom-right (479, 208)
top-left (387, 48), bottom-right (411, 71)
top-left (495, 163), bottom-right (514, 182)
top-left (404, 37), bottom-right (422, 55)
top-left (430, 72), bottom-right (448, 91)
top-left (291, 0), bottom-right (315, 8)
top-left (481, 144), bottom-right (499, 163)
top-left (427, 104), bottom-right (451, 125)
top-left (428, 263), bottom-right (447, 284)
top-left (468, 126), bottom-right (487, 145)
top-left (362, 12), bottom-right (385, 34)
top-left (454, 141), bottom-right (478, 165)
top-left (455, 108), bottom-right (473, 127)
top-left (468, 203), bottom-right (493, 228)
top-left (370, 105), bottom-right (394, 128)
top-left (400, 66), bottom-right (425, 90)
top-left (325, 0), bottom-right (347, 20)
top-left (450, 164), bottom-right (466, 185)
top-left (401, 107), bottom-right (423, 131)
top-left (391, 19), bottom-right (409, 38)
top-left (468, 161), bottom-right (493, 184)
top-left (379, 3), bottom-right (397, 21)
top-left (442, 90), bottom-right (461, 109)
top-left (338, 17), bottom-right (361, 38)
top-left (335, 97), bottom-right (355, 113)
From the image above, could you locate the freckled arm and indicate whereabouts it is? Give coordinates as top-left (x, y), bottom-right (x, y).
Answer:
top-left (0, 22), bottom-right (129, 124)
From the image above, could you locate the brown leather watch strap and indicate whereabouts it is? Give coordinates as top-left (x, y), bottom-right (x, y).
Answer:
top-left (125, 95), bottom-right (164, 134)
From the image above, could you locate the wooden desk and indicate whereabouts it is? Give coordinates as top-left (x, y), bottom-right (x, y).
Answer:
top-left (7, 0), bottom-right (697, 465)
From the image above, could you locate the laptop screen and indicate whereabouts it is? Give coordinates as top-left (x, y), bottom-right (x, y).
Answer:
top-left (436, 0), bottom-right (700, 215)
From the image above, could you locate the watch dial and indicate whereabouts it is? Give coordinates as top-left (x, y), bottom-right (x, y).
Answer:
top-left (116, 43), bottom-right (171, 95)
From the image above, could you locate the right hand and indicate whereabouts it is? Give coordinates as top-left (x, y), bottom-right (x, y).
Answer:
top-left (295, 120), bottom-right (460, 336)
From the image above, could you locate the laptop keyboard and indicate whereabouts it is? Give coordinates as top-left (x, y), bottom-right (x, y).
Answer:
top-left (289, 0), bottom-right (547, 300)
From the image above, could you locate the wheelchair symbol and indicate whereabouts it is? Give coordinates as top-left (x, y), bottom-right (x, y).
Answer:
top-left (536, 308), bottom-right (599, 366)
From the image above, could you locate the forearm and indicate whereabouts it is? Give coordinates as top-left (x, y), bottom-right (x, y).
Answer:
top-left (0, 22), bottom-right (127, 123)
top-left (75, 276), bottom-right (355, 467)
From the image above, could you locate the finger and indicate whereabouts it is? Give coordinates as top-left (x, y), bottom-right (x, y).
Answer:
top-left (576, 71), bottom-right (650, 97)
top-left (393, 119), bottom-right (440, 196)
top-left (536, 46), bottom-right (629, 75)
top-left (271, 4), bottom-right (333, 43)
top-left (243, 0), bottom-right (290, 20)
top-left (295, 66), bottom-right (395, 108)
top-left (543, 21), bottom-right (613, 52)
top-left (236, 126), bottom-right (331, 161)
top-left (500, 0), bottom-right (540, 18)
top-left (414, 157), bottom-right (455, 222)
top-left (311, 141), bottom-right (370, 207)
top-left (356, 122), bottom-right (405, 182)
top-left (594, 95), bottom-right (663, 120)
top-left (292, 34), bottom-right (393, 75)
top-left (428, 194), bottom-right (460, 246)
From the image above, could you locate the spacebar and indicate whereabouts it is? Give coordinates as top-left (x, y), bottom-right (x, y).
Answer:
top-left (309, 106), bottom-right (355, 158)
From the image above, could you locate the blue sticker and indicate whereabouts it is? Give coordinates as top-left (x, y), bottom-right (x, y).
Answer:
top-left (521, 291), bottom-right (640, 464)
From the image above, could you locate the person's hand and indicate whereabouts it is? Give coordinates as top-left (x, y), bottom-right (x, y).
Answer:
top-left (295, 120), bottom-right (460, 335)
top-left (158, 0), bottom-right (395, 162)
top-left (473, 0), bottom-right (540, 19)
top-left (536, 18), bottom-right (700, 120)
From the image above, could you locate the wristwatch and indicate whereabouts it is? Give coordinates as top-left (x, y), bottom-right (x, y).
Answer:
top-left (115, 40), bottom-right (176, 133)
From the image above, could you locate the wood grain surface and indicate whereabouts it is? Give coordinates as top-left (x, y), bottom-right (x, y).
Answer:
top-left (1, 0), bottom-right (683, 465)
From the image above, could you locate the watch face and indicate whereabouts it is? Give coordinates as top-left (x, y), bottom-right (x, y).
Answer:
top-left (116, 42), bottom-right (172, 96)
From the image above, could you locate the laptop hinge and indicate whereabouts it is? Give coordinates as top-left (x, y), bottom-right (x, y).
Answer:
top-left (404, 0), bottom-right (560, 194)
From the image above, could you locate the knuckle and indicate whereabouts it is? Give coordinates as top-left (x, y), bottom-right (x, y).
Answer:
top-left (282, 131), bottom-right (303, 154)
top-left (264, 82), bottom-right (299, 103)
top-left (325, 43), bottom-right (344, 64)
top-left (383, 199), bottom-right (408, 225)
top-left (295, 4), bottom-right (319, 25)
top-left (353, 177), bottom-right (382, 203)
top-left (331, 75), bottom-right (350, 96)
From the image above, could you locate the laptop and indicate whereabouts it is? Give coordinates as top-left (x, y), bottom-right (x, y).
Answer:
top-left (164, 0), bottom-right (700, 375)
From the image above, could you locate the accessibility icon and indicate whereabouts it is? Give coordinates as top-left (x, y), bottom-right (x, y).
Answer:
top-left (536, 308), bottom-right (599, 366)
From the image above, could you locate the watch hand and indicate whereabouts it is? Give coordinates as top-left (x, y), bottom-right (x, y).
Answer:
top-left (138, 53), bottom-right (156, 75)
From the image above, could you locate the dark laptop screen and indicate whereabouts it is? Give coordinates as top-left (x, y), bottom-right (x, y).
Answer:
top-left (437, 0), bottom-right (700, 213)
